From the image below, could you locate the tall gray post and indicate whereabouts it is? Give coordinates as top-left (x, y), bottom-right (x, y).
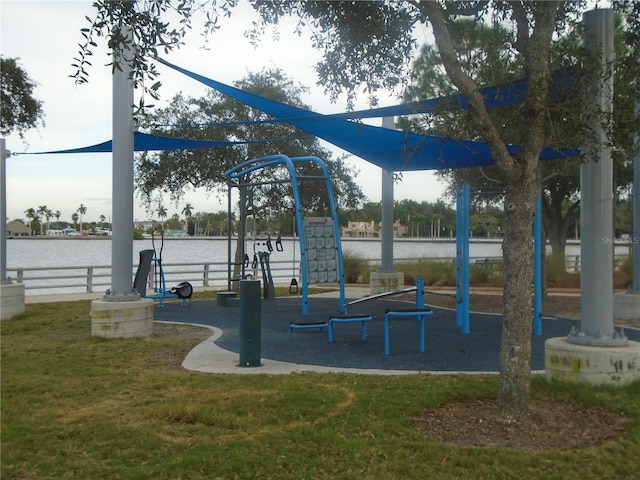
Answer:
top-left (91, 25), bottom-right (153, 338)
top-left (238, 279), bottom-right (262, 367)
top-left (380, 116), bottom-right (395, 273)
top-left (108, 26), bottom-right (136, 298)
top-left (632, 101), bottom-right (639, 293)
top-left (370, 116), bottom-right (404, 294)
top-left (569, 9), bottom-right (626, 346)
top-left (1, 138), bottom-right (26, 320)
top-left (1, 139), bottom-right (8, 283)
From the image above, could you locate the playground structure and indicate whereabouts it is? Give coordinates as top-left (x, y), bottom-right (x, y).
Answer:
top-left (224, 154), bottom-right (346, 315)
top-left (220, 153), bottom-right (553, 347)
top-left (288, 276), bottom-right (433, 356)
top-left (455, 184), bottom-right (544, 335)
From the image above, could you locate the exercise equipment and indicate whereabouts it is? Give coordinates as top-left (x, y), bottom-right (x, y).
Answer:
top-left (146, 231), bottom-right (193, 307)
top-left (455, 184), bottom-right (543, 335)
top-left (225, 154), bottom-right (346, 315)
top-left (251, 234), bottom-right (278, 300)
top-left (289, 218), bottom-right (299, 294)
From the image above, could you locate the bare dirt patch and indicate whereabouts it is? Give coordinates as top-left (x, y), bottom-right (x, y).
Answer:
top-left (418, 291), bottom-right (636, 450)
top-left (415, 399), bottom-right (632, 450)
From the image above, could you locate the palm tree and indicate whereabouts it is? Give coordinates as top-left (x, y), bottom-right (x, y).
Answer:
top-left (24, 207), bottom-right (37, 235)
top-left (157, 205), bottom-right (167, 232)
top-left (77, 204), bottom-right (87, 234)
top-left (181, 203), bottom-right (193, 235)
top-left (99, 214), bottom-right (106, 228)
top-left (43, 207), bottom-right (53, 235)
top-left (71, 212), bottom-right (79, 231)
top-left (37, 205), bottom-right (47, 235)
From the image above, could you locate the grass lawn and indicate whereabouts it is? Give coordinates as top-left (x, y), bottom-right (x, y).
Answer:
top-left (2, 300), bottom-right (639, 479)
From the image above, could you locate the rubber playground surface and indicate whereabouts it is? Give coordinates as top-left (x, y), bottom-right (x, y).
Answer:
top-left (152, 293), bottom-right (640, 373)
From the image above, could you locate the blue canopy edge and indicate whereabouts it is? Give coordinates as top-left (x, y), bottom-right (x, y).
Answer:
top-left (158, 59), bottom-right (579, 171)
top-left (30, 132), bottom-right (310, 155)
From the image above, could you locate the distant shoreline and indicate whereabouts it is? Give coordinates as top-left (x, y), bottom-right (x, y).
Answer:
top-left (6, 236), bottom-right (597, 245)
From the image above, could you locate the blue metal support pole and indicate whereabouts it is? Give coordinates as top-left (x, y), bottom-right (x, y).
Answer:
top-left (455, 188), bottom-right (463, 329)
top-left (461, 184), bottom-right (470, 334)
top-left (455, 184), bottom-right (470, 334)
top-left (533, 194), bottom-right (543, 335)
top-left (416, 276), bottom-right (425, 308)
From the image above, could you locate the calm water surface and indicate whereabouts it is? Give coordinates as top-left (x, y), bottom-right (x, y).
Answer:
top-left (7, 237), bottom-right (605, 268)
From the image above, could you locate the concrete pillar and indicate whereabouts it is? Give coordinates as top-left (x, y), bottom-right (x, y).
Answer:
top-left (546, 9), bottom-right (639, 386)
top-left (108, 25), bottom-right (136, 298)
top-left (371, 116), bottom-right (403, 294)
top-left (380, 116), bottom-right (395, 274)
top-left (614, 100), bottom-right (640, 321)
top-left (0, 139), bottom-right (25, 320)
top-left (1, 138), bottom-right (7, 283)
top-left (1, 283), bottom-right (25, 320)
top-left (568, 8), bottom-right (625, 346)
top-left (91, 24), bottom-right (153, 337)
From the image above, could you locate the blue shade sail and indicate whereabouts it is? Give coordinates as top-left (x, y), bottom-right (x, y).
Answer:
top-left (29, 61), bottom-right (579, 170)
top-left (158, 59), bottom-right (579, 171)
top-left (32, 132), bottom-right (309, 154)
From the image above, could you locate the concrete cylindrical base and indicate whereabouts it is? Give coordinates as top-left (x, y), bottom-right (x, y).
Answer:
top-left (216, 291), bottom-right (238, 307)
top-left (0, 282), bottom-right (25, 320)
top-left (91, 298), bottom-right (154, 338)
top-left (545, 336), bottom-right (640, 386)
top-left (370, 272), bottom-right (404, 296)
top-left (614, 292), bottom-right (640, 322)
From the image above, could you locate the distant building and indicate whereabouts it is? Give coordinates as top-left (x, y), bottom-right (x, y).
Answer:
top-left (6, 220), bottom-right (31, 237)
top-left (341, 220), bottom-right (407, 238)
top-left (134, 220), bottom-right (155, 232)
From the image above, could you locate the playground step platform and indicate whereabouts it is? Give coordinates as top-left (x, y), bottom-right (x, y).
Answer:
top-left (328, 314), bottom-right (373, 343)
top-left (216, 291), bottom-right (238, 307)
top-left (288, 321), bottom-right (328, 333)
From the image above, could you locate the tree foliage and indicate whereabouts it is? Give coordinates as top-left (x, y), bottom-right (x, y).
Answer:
top-left (137, 68), bottom-right (365, 281)
top-left (137, 68), bottom-right (365, 214)
top-left (399, 12), bottom-right (637, 266)
top-left (1, 57), bottom-right (45, 138)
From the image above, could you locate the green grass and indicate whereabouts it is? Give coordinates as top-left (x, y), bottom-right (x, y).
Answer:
top-left (2, 301), bottom-right (640, 479)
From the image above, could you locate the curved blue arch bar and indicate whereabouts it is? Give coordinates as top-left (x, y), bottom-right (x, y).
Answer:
top-left (225, 154), bottom-right (346, 315)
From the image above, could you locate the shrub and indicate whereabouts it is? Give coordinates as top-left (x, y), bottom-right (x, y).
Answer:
top-left (342, 249), bottom-right (369, 283)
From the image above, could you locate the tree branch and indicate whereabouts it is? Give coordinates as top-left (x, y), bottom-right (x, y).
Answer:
top-left (420, 0), bottom-right (516, 176)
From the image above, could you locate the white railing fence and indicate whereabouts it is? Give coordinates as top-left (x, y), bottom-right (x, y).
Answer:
top-left (5, 254), bottom-right (625, 296)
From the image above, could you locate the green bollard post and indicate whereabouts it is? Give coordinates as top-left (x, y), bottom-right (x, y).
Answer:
top-left (238, 279), bottom-right (262, 367)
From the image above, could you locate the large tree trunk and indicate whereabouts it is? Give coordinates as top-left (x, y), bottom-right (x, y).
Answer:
top-left (499, 178), bottom-right (538, 415)
top-left (423, 0), bottom-right (559, 417)
top-left (542, 195), bottom-right (580, 271)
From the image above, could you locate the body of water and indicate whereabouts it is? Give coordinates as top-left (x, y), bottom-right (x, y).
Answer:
top-left (6, 237), bottom-right (630, 269)
top-left (6, 237), bottom-right (632, 296)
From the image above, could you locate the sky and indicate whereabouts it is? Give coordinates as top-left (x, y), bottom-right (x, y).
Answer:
top-left (1, 0), bottom-right (446, 225)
